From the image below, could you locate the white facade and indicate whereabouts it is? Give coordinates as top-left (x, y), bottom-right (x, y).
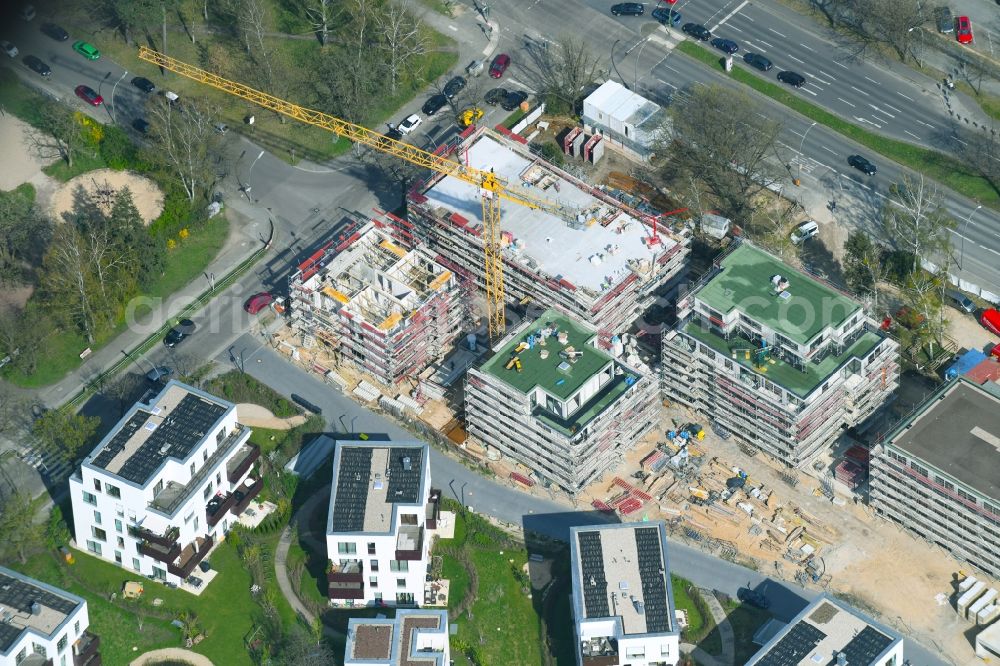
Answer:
top-left (343, 609), bottom-right (449, 665)
top-left (582, 80), bottom-right (670, 161)
top-left (0, 567), bottom-right (98, 666)
top-left (570, 522), bottom-right (680, 666)
top-left (69, 381), bottom-right (259, 587)
top-left (326, 441), bottom-right (439, 607)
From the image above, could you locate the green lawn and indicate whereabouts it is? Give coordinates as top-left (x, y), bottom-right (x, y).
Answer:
top-left (701, 595), bottom-right (774, 663)
top-left (676, 41), bottom-right (1000, 209)
top-left (205, 371), bottom-right (302, 418)
top-left (671, 576), bottom-right (709, 642)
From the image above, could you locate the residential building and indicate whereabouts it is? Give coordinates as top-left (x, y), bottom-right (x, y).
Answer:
top-left (661, 242), bottom-right (898, 467)
top-left (0, 566), bottom-right (100, 666)
top-left (343, 609), bottom-right (449, 666)
top-left (69, 381), bottom-right (260, 587)
top-left (288, 218), bottom-right (463, 387)
top-left (326, 440), bottom-right (440, 607)
top-left (745, 593), bottom-right (903, 665)
top-left (870, 377), bottom-right (1000, 578)
top-left (466, 309), bottom-right (658, 494)
top-left (582, 80), bottom-right (670, 162)
top-left (569, 522), bottom-right (680, 666)
top-left (408, 128), bottom-right (689, 338)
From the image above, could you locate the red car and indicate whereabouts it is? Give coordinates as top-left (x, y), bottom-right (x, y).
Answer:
top-left (74, 85), bottom-right (103, 106)
top-left (956, 16), bottom-right (973, 44)
top-left (489, 53), bottom-right (510, 79)
top-left (982, 308), bottom-right (1000, 336)
top-left (244, 292), bottom-right (273, 314)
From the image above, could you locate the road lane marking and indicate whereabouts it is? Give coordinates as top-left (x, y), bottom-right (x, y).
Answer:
top-left (870, 104), bottom-right (896, 118)
top-left (728, 25), bottom-right (744, 33)
top-left (821, 145), bottom-right (837, 155)
top-left (897, 91), bottom-right (915, 101)
top-left (663, 64), bottom-right (682, 74)
top-left (710, 0), bottom-right (750, 32)
top-left (769, 28), bottom-right (787, 38)
top-left (833, 61), bottom-right (849, 70)
top-left (744, 40), bottom-right (762, 51)
top-left (448, 25), bottom-right (458, 31)
top-left (818, 69), bottom-right (837, 80)
top-left (800, 43), bottom-right (815, 52)
top-left (904, 130), bottom-right (921, 140)
top-left (805, 72), bottom-right (833, 85)
top-left (954, 136), bottom-right (969, 146)
top-left (882, 102), bottom-right (902, 113)
top-left (800, 87), bottom-right (817, 96)
top-left (850, 85), bottom-right (869, 96)
top-left (787, 54), bottom-right (804, 64)
top-left (918, 120), bottom-right (935, 129)
top-left (655, 77), bottom-right (677, 89)
top-left (837, 97), bottom-right (856, 108)
top-left (864, 76), bottom-right (879, 84)
top-left (757, 39), bottom-right (774, 49)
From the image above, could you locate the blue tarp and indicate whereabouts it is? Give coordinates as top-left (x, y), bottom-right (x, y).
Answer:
top-left (945, 349), bottom-right (988, 381)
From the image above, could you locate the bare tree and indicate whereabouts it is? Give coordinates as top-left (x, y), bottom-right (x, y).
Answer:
top-left (28, 106), bottom-right (87, 168)
top-left (41, 224), bottom-right (98, 343)
top-left (373, 2), bottom-right (428, 94)
top-left (664, 84), bottom-right (785, 226)
top-left (304, 0), bottom-right (340, 46)
top-left (962, 122), bottom-right (1000, 197)
top-left (880, 174), bottom-right (955, 273)
top-left (817, 0), bottom-right (928, 63)
top-left (145, 96), bottom-right (221, 202)
top-left (525, 35), bottom-right (602, 113)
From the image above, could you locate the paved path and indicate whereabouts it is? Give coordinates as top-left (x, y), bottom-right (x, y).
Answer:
top-left (130, 648), bottom-right (214, 666)
top-left (679, 588), bottom-right (735, 666)
top-left (274, 490), bottom-right (329, 627)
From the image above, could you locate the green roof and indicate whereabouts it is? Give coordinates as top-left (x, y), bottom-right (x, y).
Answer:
top-left (481, 309), bottom-right (613, 401)
top-left (682, 321), bottom-right (884, 398)
top-left (696, 244), bottom-right (861, 345)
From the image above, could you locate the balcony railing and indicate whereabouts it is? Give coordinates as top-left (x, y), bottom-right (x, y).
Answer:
top-left (167, 534), bottom-right (214, 579)
top-left (425, 488), bottom-right (442, 529)
top-left (231, 476), bottom-right (263, 516)
top-left (138, 539), bottom-right (182, 564)
top-left (226, 443), bottom-right (260, 484)
top-left (129, 525), bottom-right (179, 549)
top-left (395, 525), bottom-right (424, 561)
top-left (73, 631), bottom-right (101, 666)
top-left (206, 492), bottom-right (236, 528)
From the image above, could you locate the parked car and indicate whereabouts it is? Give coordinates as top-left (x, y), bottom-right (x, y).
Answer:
top-left (485, 88), bottom-right (508, 106)
top-left (956, 16), bottom-right (973, 44)
top-left (132, 118), bottom-right (150, 134)
top-left (777, 70), bottom-right (806, 88)
top-left (501, 90), bottom-right (528, 112)
top-left (74, 85), bottom-right (103, 106)
top-left (981, 308), bottom-right (1000, 335)
top-left (397, 113), bottom-right (422, 135)
top-left (72, 40), bottom-right (100, 60)
top-left (935, 6), bottom-right (954, 33)
top-left (384, 126), bottom-right (404, 141)
top-left (421, 93), bottom-right (448, 116)
top-left (682, 23), bottom-right (711, 41)
top-left (651, 7), bottom-right (681, 25)
top-left (848, 154), bottom-right (877, 176)
top-left (711, 38), bottom-right (739, 54)
top-left (743, 52), bottom-right (772, 71)
top-left (610, 2), bottom-right (644, 16)
top-left (946, 289), bottom-right (976, 314)
top-left (131, 76), bottom-right (155, 93)
top-left (40, 22), bottom-right (69, 41)
top-left (22, 55), bottom-right (50, 77)
top-left (489, 53), bottom-right (511, 79)
top-left (737, 588), bottom-right (770, 609)
top-left (1, 41), bottom-right (18, 58)
top-left (458, 107), bottom-right (484, 128)
top-left (443, 76), bottom-right (466, 99)
top-left (164, 318), bottom-right (196, 347)
top-left (145, 366), bottom-right (172, 383)
top-left (244, 292), bottom-right (273, 314)
top-left (790, 220), bottom-right (819, 245)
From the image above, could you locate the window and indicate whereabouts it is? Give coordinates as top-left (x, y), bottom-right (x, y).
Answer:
top-left (82, 491), bottom-right (97, 506)
top-left (216, 428), bottom-right (226, 444)
top-left (194, 517), bottom-right (199, 531)
top-left (92, 527), bottom-right (107, 542)
top-left (338, 542), bottom-right (357, 554)
top-left (93, 511), bottom-right (102, 525)
top-left (203, 483), bottom-right (213, 500)
top-left (216, 472), bottom-right (222, 487)
top-left (400, 514), bottom-right (419, 526)
top-left (367, 542), bottom-right (376, 555)
top-left (390, 560), bottom-right (409, 572)
top-left (74, 621), bottom-right (80, 635)
top-left (86, 540), bottom-right (102, 556)
top-left (117, 537), bottom-right (124, 548)
top-left (115, 518), bottom-right (123, 533)
top-left (31, 644), bottom-right (46, 658)
top-left (93, 479), bottom-right (101, 492)
top-left (397, 578), bottom-right (406, 588)
top-left (203, 449), bottom-right (208, 463)
top-left (958, 489), bottom-right (978, 505)
top-left (190, 462), bottom-right (196, 476)
top-left (115, 504), bottom-right (124, 517)
top-left (17, 647), bottom-right (26, 664)
top-left (370, 559), bottom-right (379, 572)
top-left (374, 592), bottom-right (382, 601)
top-left (369, 576), bottom-right (378, 587)
top-left (396, 592), bottom-right (414, 604)
top-left (132, 558), bottom-right (140, 571)
top-left (57, 635), bottom-right (67, 652)
top-left (106, 484), bottom-right (120, 499)
top-left (115, 551), bottom-right (122, 564)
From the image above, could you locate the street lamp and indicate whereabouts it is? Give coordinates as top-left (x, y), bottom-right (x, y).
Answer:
top-left (959, 204), bottom-right (982, 270)
top-left (110, 70), bottom-right (128, 123)
top-left (243, 150), bottom-right (265, 202)
top-left (611, 39), bottom-right (627, 89)
top-left (795, 121), bottom-right (817, 185)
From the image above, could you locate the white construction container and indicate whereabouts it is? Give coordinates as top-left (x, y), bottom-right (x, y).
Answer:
top-left (958, 581), bottom-right (987, 616)
top-left (969, 589), bottom-right (998, 621)
top-left (977, 603), bottom-right (1000, 626)
top-left (959, 575), bottom-right (979, 594)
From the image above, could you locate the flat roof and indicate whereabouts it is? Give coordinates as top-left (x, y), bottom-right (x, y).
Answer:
top-left (746, 595), bottom-right (901, 665)
top-left (888, 379), bottom-right (1000, 500)
top-left (696, 244), bottom-right (860, 345)
top-left (88, 381), bottom-right (231, 486)
top-left (572, 523), bottom-right (673, 636)
top-left (585, 80), bottom-right (667, 132)
top-left (683, 320), bottom-right (883, 398)
top-left (328, 441), bottom-right (426, 534)
top-left (346, 610), bottom-right (448, 665)
top-left (420, 133), bottom-right (675, 294)
top-left (0, 567), bottom-right (84, 654)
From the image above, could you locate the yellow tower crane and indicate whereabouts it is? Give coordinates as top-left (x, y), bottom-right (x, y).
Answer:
top-left (137, 46), bottom-right (574, 341)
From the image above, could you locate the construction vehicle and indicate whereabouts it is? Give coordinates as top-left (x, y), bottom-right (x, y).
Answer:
top-left (458, 106), bottom-right (484, 128)
top-left (689, 487), bottom-right (709, 501)
top-left (505, 356), bottom-right (522, 371)
top-left (135, 47), bottom-right (578, 343)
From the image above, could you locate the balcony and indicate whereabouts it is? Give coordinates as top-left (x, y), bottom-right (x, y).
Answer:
top-left (73, 631), bottom-right (101, 666)
top-left (425, 489), bottom-right (442, 529)
top-left (395, 525), bottom-right (424, 561)
top-left (167, 534), bottom-right (214, 579)
top-left (581, 636), bottom-right (619, 666)
top-left (134, 526), bottom-right (181, 564)
top-left (328, 560), bottom-right (364, 599)
top-left (226, 443), bottom-right (260, 484)
top-left (231, 476), bottom-right (264, 516)
top-left (130, 525), bottom-right (179, 548)
top-left (206, 492), bottom-right (236, 528)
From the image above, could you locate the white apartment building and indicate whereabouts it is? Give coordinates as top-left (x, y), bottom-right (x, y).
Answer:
top-left (570, 522), bottom-right (680, 666)
top-left (0, 566), bottom-right (100, 666)
top-left (69, 381), bottom-right (260, 587)
top-left (343, 609), bottom-right (449, 666)
top-left (326, 440), bottom-right (440, 607)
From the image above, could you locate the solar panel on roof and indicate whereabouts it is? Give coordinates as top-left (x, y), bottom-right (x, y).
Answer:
top-left (0, 572), bottom-right (80, 651)
top-left (836, 625), bottom-right (893, 665)
top-left (577, 531), bottom-right (610, 618)
top-left (634, 527), bottom-right (671, 633)
top-left (331, 447), bottom-right (373, 532)
top-left (757, 621), bottom-right (826, 666)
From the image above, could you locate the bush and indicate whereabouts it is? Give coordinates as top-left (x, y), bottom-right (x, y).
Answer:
top-left (99, 126), bottom-right (142, 170)
top-left (536, 141), bottom-right (564, 166)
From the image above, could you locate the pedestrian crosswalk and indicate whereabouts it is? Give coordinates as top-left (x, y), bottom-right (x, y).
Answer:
top-left (18, 444), bottom-right (71, 482)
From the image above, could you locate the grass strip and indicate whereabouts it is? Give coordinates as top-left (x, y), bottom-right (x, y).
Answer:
top-left (676, 41), bottom-right (999, 208)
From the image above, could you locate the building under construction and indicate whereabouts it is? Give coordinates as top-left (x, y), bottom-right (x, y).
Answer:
top-left (288, 219), bottom-right (462, 387)
top-left (465, 309), bottom-right (658, 494)
top-left (662, 242), bottom-right (899, 467)
top-left (407, 128), bottom-right (690, 340)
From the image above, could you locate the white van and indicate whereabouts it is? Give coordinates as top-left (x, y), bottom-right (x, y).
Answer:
top-left (791, 220), bottom-right (819, 245)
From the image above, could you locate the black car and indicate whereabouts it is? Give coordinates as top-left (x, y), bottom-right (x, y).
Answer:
top-left (743, 52), bottom-right (773, 71)
top-left (501, 90), bottom-right (528, 112)
top-left (131, 76), bottom-right (155, 93)
top-left (421, 93), bottom-right (448, 116)
top-left (848, 154), bottom-right (877, 176)
top-left (443, 76), bottom-right (466, 99)
top-left (651, 7), bottom-right (681, 26)
top-left (164, 318), bottom-right (196, 347)
top-left (711, 38), bottom-right (739, 54)
top-left (611, 2), bottom-right (644, 16)
top-left (145, 366), bottom-right (171, 383)
top-left (384, 127), bottom-right (404, 141)
top-left (485, 87), bottom-right (508, 106)
top-left (935, 6), bottom-right (954, 33)
top-left (22, 55), bottom-right (50, 77)
top-left (777, 70), bottom-right (806, 88)
top-left (682, 23), bottom-right (712, 41)
top-left (737, 587), bottom-right (770, 609)
top-left (40, 22), bottom-right (69, 41)
top-left (132, 118), bottom-right (150, 134)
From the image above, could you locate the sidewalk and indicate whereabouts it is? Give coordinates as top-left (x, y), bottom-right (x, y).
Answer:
top-left (403, 0), bottom-right (502, 71)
